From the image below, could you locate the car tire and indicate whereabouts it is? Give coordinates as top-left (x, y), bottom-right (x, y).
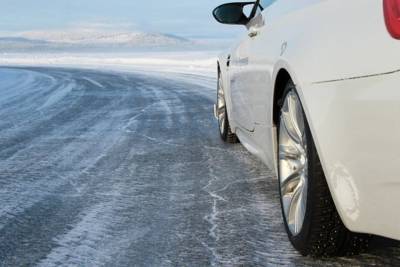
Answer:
top-left (217, 74), bottom-right (238, 144)
top-left (277, 80), bottom-right (370, 257)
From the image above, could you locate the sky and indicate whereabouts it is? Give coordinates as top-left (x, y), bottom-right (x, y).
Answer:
top-left (0, 0), bottom-right (245, 38)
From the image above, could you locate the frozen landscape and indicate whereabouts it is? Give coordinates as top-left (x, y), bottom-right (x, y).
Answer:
top-left (0, 29), bottom-right (223, 76)
top-left (0, 31), bottom-right (400, 266)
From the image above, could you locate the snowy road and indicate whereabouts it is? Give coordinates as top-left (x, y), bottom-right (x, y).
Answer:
top-left (0, 67), bottom-right (399, 266)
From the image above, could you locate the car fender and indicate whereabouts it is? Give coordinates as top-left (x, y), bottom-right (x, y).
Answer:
top-left (271, 59), bottom-right (359, 233)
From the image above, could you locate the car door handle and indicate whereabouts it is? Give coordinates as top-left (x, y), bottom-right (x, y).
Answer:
top-left (248, 29), bottom-right (259, 38)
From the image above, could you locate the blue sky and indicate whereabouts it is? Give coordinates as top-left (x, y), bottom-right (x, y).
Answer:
top-left (0, 0), bottom-right (245, 38)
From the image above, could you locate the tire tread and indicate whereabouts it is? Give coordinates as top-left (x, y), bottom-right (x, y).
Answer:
top-left (307, 148), bottom-right (370, 257)
top-left (225, 121), bottom-right (238, 144)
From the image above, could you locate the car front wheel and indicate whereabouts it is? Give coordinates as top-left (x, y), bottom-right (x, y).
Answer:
top-left (216, 74), bottom-right (238, 144)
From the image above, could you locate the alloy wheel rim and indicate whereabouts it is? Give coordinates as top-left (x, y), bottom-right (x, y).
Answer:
top-left (217, 76), bottom-right (226, 134)
top-left (279, 90), bottom-right (308, 236)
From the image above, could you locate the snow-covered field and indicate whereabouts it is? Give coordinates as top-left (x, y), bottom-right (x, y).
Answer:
top-left (0, 51), bottom-right (218, 77)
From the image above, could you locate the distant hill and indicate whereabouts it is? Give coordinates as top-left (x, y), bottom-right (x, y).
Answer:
top-left (0, 31), bottom-right (194, 52)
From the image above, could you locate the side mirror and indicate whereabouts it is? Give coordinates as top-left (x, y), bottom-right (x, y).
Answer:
top-left (212, 2), bottom-right (256, 26)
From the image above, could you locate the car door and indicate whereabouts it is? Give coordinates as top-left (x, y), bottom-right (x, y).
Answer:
top-left (229, 35), bottom-right (255, 132)
top-left (244, 0), bottom-right (278, 127)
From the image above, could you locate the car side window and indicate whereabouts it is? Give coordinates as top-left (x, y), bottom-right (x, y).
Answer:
top-left (243, 3), bottom-right (257, 18)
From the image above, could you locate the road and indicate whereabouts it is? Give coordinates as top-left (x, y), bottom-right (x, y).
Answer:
top-left (0, 67), bottom-right (399, 266)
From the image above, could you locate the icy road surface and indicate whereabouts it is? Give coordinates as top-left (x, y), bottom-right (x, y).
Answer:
top-left (0, 67), bottom-right (400, 266)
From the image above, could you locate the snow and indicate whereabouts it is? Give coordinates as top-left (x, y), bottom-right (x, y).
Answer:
top-left (0, 51), bottom-right (218, 77)
top-left (82, 77), bottom-right (105, 88)
top-left (18, 31), bottom-right (188, 45)
top-left (39, 82), bottom-right (76, 110)
top-left (0, 29), bottom-right (224, 77)
top-left (0, 30), bottom-right (230, 52)
top-left (4, 30), bottom-right (192, 48)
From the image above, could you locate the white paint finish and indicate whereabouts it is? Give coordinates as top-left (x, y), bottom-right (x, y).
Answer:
top-left (262, 0), bottom-right (400, 83)
top-left (218, 0), bottom-right (400, 240)
top-left (230, 39), bottom-right (256, 131)
top-left (302, 71), bottom-right (400, 239)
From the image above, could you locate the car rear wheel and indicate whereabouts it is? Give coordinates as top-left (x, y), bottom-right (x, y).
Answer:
top-left (217, 74), bottom-right (238, 144)
top-left (278, 80), bottom-right (369, 257)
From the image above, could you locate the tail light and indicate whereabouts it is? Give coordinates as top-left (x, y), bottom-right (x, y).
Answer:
top-left (384, 0), bottom-right (400, 39)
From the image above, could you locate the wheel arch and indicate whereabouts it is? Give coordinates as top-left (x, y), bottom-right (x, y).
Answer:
top-left (270, 66), bottom-right (295, 175)
top-left (273, 69), bottom-right (292, 127)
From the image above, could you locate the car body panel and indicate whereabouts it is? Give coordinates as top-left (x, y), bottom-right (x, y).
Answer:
top-left (230, 38), bottom-right (256, 131)
top-left (302, 71), bottom-right (400, 239)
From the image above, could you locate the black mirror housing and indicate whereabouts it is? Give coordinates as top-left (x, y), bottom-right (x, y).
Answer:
top-left (213, 2), bottom-right (256, 26)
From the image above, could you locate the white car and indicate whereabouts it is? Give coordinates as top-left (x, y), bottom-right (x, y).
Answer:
top-left (213, 0), bottom-right (400, 257)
